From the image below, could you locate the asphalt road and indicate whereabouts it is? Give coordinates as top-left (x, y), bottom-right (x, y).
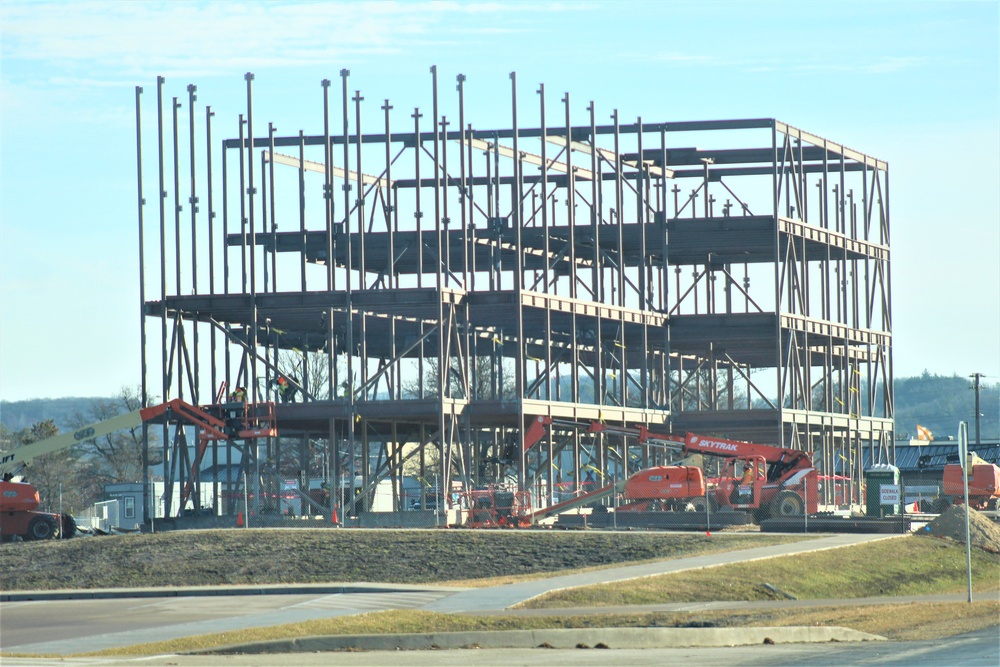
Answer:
top-left (0, 590), bottom-right (449, 654)
top-left (1, 627), bottom-right (997, 667)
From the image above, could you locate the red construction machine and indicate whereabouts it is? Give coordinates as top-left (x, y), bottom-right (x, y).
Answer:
top-left (460, 485), bottom-right (534, 528)
top-left (522, 418), bottom-right (818, 523)
top-left (615, 465), bottom-right (707, 512)
top-left (0, 397), bottom-right (276, 541)
top-left (941, 453), bottom-right (1000, 511)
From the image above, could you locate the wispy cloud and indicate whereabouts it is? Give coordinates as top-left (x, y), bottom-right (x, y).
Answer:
top-left (0, 0), bottom-right (577, 82)
top-left (748, 56), bottom-right (923, 75)
top-left (617, 47), bottom-right (923, 76)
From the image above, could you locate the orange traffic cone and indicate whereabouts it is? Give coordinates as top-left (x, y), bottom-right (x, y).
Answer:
top-left (331, 503), bottom-right (339, 526)
top-left (236, 511), bottom-right (244, 528)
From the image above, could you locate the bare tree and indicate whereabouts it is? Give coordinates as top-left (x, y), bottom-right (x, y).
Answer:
top-left (275, 349), bottom-right (331, 401)
top-left (69, 386), bottom-right (161, 485)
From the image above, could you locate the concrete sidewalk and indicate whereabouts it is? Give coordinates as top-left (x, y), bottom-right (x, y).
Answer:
top-left (205, 625), bottom-right (886, 655)
top-left (423, 532), bottom-right (901, 613)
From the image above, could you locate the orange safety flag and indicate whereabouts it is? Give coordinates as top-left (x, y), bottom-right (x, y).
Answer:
top-left (916, 425), bottom-right (932, 441)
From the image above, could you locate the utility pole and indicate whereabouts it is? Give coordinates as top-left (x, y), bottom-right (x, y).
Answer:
top-left (970, 373), bottom-right (984, 447)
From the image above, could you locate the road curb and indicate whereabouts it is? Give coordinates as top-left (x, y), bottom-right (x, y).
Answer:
top-left (199, 626), bottom-right (885, 654)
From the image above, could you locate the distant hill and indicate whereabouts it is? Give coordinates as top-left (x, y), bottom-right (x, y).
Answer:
top-left (893, 373), bottom-right (999, 441)
top-left (0, 374), bottom-right (996, 441)
top-left (0, 397), bottom-right (110, 433)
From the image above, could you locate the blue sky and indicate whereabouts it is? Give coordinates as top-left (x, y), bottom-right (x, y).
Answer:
top-left (1, 0), bottom-right (998, 402)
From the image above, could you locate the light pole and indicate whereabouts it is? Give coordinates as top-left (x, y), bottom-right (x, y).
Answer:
top-left (958, 422), bottom-right (973, 604)
top-left (969, 373), bottom-right (984, 447)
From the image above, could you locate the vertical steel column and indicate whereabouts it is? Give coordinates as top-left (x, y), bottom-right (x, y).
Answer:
top-left (172, 96), bottom-right (182, 309)
top-left (207, 98), bottom-right (218, 513)
top-left (298, 130), bottom-right (307, 291)
top-left (538, 84), bottom-right (550, 293)
top-left (563, 93), bottom-right (576, 299)
top-left (206, 106), bottom-right (217, 397)
top-left (222, 124), bottom-right (232, 395)
top-left (466, 120), bottom-right (477, 292)
top-left (434, 74), bottom-right (449, 505)
top-left (340, 70), bottom-right (356, 509)
top-left (509, 71), bottom-right (528, 492)
top-left (659, 126), bottom-right (672, 416)
top-left (353, 90), bottom-right (369, 401)
top-left (354, 90), bottom-right (366, 281)
top-left (430, 67), bottom-right (444, 289)
top-left (441, 114), bottom-right (451, 286)
top-left (883, 165), bottom-right (894, 448)
top-left (588, 102), bottom-right (600, 301)
top-left (612, 110), bottom-right (624, 306)
top-left (268, 122), bottom-right (277, 292)
top-left (771, 121), bottom-right (786, 446)
top-left (237, 114), bottom-right (247, 294)
top-left (413, 107), bottom-right (424, 287)
top-left (535, 84), bottom-right (552, 398)
top-left (382, 100), bottom-right (395, 288)
top-left (321, 82), bottom-right (336, 400)
top-left (135, 84), bottom-right (150, 525)
top-left (322, 79), bottom-right (334, 291)
top-left (156, 76), bottom-right (171, 517)
top-left (187, 85), bottom-right (200, 403)
top-left (245, 72), bottom-right (259, 399)
top-left (636, 118), bottom-right (648, 408)
top-left (412, 108), bottom-right (425, 395)
top-left (457, 74), bottom-right (469, 288)
top-left (591, 104), bottom-right (605, 408)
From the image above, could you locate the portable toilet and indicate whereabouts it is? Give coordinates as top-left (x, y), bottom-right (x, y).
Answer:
top-left (865, 464), bottom-right (901, 517)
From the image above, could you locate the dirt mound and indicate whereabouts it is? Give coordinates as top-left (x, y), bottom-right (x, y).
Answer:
top-left (925, 506), bottom-right (1000, 554)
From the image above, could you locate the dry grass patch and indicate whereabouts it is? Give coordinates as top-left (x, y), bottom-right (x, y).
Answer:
top-left (523, 534), bottom-right (1000, 608)
top-left (0, 529), bottom-right (804, 591)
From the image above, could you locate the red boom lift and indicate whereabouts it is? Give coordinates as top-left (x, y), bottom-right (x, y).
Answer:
top-left (0, 397), bottom-right (276, 541)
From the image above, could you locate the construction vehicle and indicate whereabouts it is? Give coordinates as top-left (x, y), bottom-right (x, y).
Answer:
top-left (616, 465), bottom-right (707, 512)
top-left (0, 397), bottom-right (276, 542)
top-left (519, 418), bottom-right (817, 523)
top-left (940, 452), bottom-right (1000, 511)
top-left (460, 485), bottom-right (534, 528)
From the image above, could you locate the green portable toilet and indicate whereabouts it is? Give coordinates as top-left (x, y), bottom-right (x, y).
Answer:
top-left (865, 464), bottom-right (901, 517)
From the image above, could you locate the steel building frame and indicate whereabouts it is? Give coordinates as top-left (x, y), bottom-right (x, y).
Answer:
top-left (135, 69), bottom-right (893, 519)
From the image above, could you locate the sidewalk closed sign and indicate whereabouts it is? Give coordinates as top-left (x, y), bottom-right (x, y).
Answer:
top-left (880, 484), bottom-right (900, 505)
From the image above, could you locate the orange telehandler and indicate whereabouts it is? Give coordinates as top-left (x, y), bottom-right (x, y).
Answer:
top-left (940, 452), bottom-right (1000, 511)
top-left (521, 418), bottom-right (818, 523)
top-left (0, 397), bottom-right (275, 541)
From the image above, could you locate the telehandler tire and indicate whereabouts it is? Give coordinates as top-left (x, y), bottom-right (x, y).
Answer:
top-left (772, 490), bottom-right (805, 517)
top-left (27, 515), bottom-right (57, 541)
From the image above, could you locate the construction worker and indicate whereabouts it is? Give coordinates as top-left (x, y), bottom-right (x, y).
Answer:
top-left (732, 463), bottom-right (754, 504)
top-left (277, 376), bottom-right (298, 403)
top-left (230, 386), bottom-right (247, 403)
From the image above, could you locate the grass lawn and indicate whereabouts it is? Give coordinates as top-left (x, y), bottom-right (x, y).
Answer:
top-left (0, 528), bottom-right (805, 590)
top-left (521, 534), bottom-right (1000, 608)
